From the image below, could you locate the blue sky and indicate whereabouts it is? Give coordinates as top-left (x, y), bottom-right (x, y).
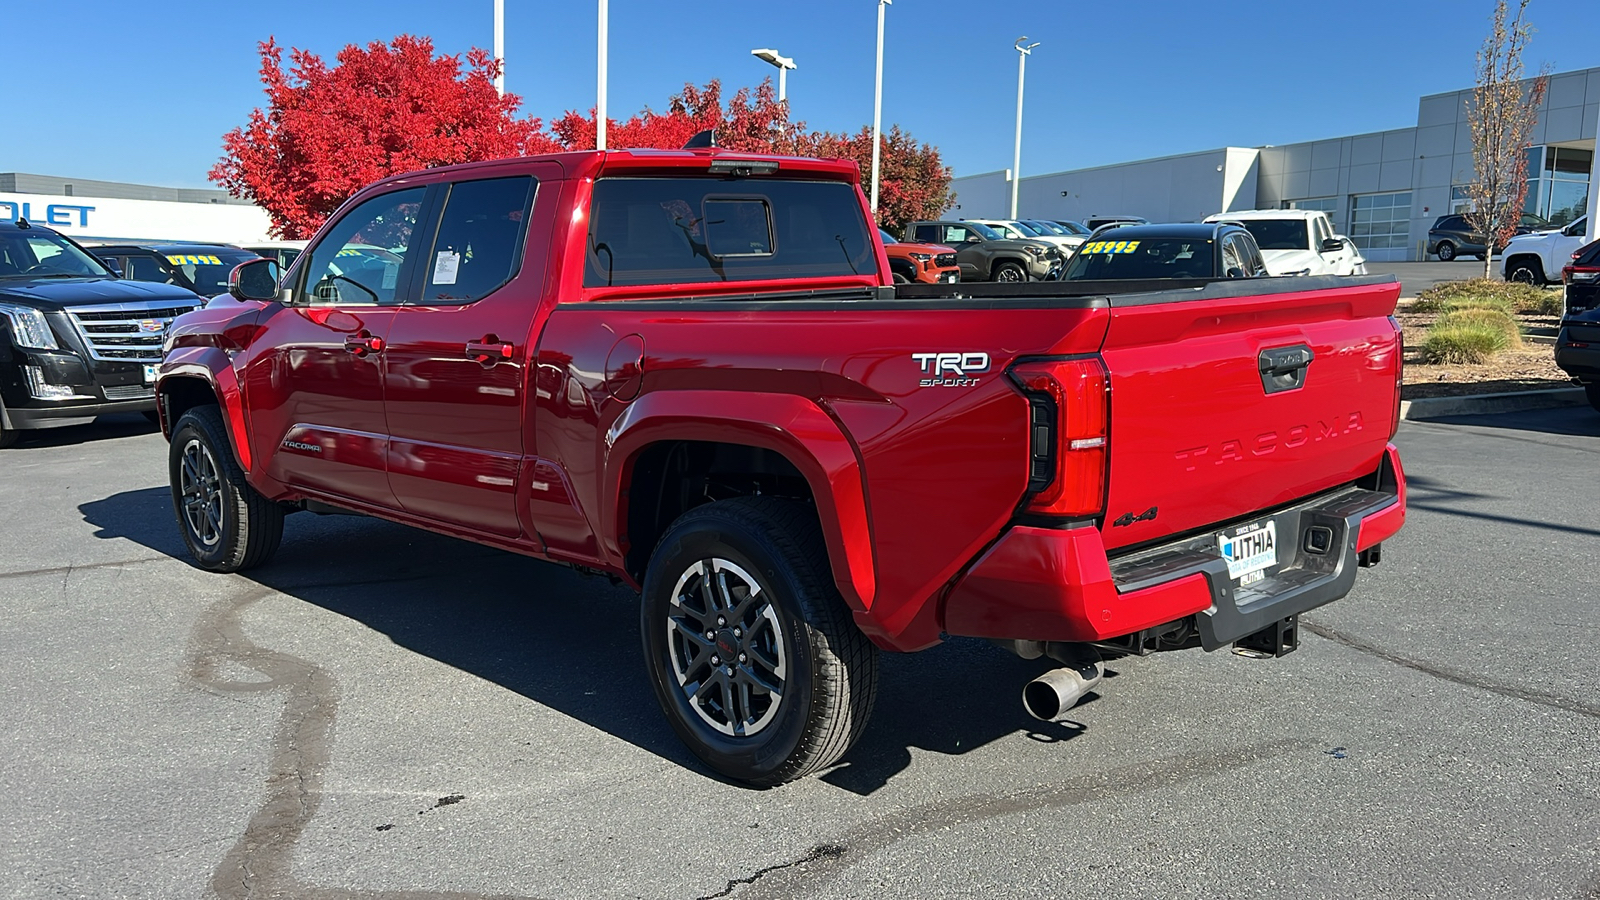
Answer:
top-left (3, 0), bottom-right (1595, 190)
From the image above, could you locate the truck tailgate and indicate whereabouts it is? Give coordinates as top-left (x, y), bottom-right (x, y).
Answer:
top-left (1097, 277), bottom-right (1402, 552)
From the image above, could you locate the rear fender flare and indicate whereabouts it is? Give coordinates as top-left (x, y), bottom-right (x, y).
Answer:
top-left (159, 348), bottom-right (252, 473)
top-left (603, 390), bottom-right (875, 612)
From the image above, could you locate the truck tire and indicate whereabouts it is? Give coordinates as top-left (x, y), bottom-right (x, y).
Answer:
top-left (1435, 241), bottom-right (1456, 261)
top-left (169, 406), bottom-right (283, 572)
top-left (1505, 257), bottom-right (1544, 286)
top-left (0, 422), bottom-right (17, 449)
top-left (992, 260), bottom-right (1026, 283)
top-left (1587, 383), bottom-right (1600, 414)
top-left (641, 497), bottom-right (878, 786)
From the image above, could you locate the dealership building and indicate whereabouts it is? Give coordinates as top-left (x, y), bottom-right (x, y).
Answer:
top-left (949, 65), bottom-right (1600, 261)
top-left (0, 173), bottom-right (271, 245)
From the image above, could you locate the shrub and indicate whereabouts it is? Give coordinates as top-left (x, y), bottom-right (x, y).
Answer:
top-left (1514, 289), bottom-right (1564, 317)
top-left (1434, 306), bottom-right (1523, 346)
top-left (1419, 320), bottom-right (1512, 364)
top-left (1411, 279), bottom-right (1545, 314)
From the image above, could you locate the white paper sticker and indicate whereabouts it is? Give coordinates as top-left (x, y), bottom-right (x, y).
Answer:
top-left (432, 251), bottom-right (460, 285)
top-left (381, 264), bottom-right (399, 290)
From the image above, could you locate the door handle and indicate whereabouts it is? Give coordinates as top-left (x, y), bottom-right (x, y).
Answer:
top-left (466, 340), bottom-right (514, 363)
top-left (344, 332), bottom-right (384, 355)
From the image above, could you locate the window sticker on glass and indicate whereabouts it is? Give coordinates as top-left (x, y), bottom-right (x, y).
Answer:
top-left (432, 250), bottom-right (461, 285)
top-left (166, 254), bottom-right (223, 266)
top-left (1081, 241), bottom-right (1141, 255)
top-left (382, 264), bottom-right (399, 290)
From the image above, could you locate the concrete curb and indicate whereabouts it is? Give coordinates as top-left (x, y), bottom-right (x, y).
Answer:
top-left (1401, 387), bottom-right (1587, 421)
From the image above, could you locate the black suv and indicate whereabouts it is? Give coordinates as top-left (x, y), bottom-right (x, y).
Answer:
top-left (87, 242), bottom-right (261, 298)
top-left (0, 221), bottom-right (203, 447)
top-left (1427, 213), bottom-right (1547, 261)
top-left (1563, 239), bottom-right (1600, 315)
top-left (1060, 223), bottom-right (1268, 281)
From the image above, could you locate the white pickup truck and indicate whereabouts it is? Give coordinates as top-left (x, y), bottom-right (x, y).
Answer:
top-left (1501, 215), bottom-right (1589, 285)
top-left (1203, 209), bottom-right (1366, 277)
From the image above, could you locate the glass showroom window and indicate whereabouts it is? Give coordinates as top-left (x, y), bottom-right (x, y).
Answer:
top-left (1350, 192), bottom-right (1413, 259)
top-left (1288, 197), bottom-right (1339, 230)
top-left (1535, 147), bottom-right (1592, 227)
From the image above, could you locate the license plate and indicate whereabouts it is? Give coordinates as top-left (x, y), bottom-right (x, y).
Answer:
top-left (143, 364), bottom-right (158, 384)
top-left (1219, 521), bottom-right (1277, 582)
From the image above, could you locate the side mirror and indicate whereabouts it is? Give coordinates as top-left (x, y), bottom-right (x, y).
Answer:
top-left (101, 258), bottom-right (123, 277)
top-left (1320, 238), bottom-right (1345, 253)
top-left (1565, 221), bottom-right (1586, 237)
top-left (1226, 267), bottom-right (1246, 279)
top-left (965, 235), bottom-right (982, 243)
top-left (228, 258), bottom-right (281, 302)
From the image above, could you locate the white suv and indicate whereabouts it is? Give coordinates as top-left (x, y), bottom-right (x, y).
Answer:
top-left (1203, 210), bottom-right (1365, 276)
top-left (1501, 216), bottom-right (1588, 285)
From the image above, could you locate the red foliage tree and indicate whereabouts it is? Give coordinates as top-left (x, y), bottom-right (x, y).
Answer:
top-left (211, 36), bottom-right (559, 238)
top-left (798, 125), bottom-right (952, 234)
top-left (547, 79), bottom-right (803, 154)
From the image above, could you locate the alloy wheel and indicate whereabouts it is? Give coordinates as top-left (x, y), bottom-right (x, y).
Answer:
top-left (666, 558), bottom-right (787, 737)
top-left (179, 438), bottom-right (224, 548)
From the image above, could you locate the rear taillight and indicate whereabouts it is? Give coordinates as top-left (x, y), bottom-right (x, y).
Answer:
top-left (1391, 318), bottom-right (1404, 440)
top-left (1010, 358), bottom-right (1110, 518)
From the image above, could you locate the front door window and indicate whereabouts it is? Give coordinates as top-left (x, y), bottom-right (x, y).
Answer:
top-left (298, 188), bottom-right (426, 305)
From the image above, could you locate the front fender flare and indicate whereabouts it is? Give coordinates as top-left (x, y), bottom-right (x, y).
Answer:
top-left (603, 390), bottom-right (875, 614)
top-left (158, 347), bottom-right (252, 473)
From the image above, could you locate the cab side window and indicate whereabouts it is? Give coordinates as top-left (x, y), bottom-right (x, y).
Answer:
top-left (1221, 235), bottom-right (1245, 275)
top-left (420, 176), bottom-right (534, 304)
top-left (298, 187), bottom-right (426, 305)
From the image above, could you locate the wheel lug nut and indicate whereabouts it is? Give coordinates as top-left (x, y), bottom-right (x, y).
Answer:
top-left (733, 628), bottom-right (742, 638)
top-left (705, 631), bottom-right (715, 640)
top-left (711, 655), bottom-right (720, 665)
top-left (717, 617), bottom-right (726, 626)
top-left (724, 666), bottom-right (734, 676)
top-left (738, 653), bottom-right (747, 663)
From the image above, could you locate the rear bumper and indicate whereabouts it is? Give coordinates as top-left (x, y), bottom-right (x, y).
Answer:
top-left (942, 443), bottom-right (1406, 649)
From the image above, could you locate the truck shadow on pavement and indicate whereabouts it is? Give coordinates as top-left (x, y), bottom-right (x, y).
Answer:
top-left (80, 487), bottom-right (1091, 796)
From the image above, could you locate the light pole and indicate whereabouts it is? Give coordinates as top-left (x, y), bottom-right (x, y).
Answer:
top-left (493, 0), bottom-right (504, 96)
top-left (1010, 37), bottom-right (1039, 220)
top-left (870, 0), bottom-right (891, 217)
top-left (750, 49), bottom-right (796, 103)
top-left (597, 0), bottom-right (608, 150)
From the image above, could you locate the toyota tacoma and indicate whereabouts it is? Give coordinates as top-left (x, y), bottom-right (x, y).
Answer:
top-left (158, 146), bottom-right (1407, 786)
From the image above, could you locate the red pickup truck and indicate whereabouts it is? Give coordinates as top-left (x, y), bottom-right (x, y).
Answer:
top-left (158, 147), bottom-right (1406, 786)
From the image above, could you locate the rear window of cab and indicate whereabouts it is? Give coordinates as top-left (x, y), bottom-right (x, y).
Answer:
top-left (584, 178), bottom-right (875, 288)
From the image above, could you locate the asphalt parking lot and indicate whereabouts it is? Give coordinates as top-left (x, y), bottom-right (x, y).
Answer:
top-left (2, 409), bottom-right (1598, 899)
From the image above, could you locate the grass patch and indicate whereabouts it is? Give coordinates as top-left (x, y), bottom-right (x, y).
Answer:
top-left (1412, 279), bottom-right (1556, 316)
top-left (1419, 312), bottom-right (1517, 364)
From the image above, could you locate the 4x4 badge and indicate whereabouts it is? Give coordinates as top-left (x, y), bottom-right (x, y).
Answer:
top-left (1112, 506), bottom-right (1158, 527)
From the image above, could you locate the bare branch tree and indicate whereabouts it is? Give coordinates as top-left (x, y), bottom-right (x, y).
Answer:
top-left (1464, 0), bottom-right (1548, 279)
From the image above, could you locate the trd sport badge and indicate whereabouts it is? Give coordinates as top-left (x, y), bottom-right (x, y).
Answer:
top-left (912, 352), bottom-right (990, 388)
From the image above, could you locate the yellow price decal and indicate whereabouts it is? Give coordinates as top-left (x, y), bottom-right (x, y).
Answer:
top-left (1083, 240), bottom-right (1140, 255)
top-left (165, 254), bottom-right (223, 266)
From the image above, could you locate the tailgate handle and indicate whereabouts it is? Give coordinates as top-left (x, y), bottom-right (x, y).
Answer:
top-left (1258, 344), bottom-right (1313, 394)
